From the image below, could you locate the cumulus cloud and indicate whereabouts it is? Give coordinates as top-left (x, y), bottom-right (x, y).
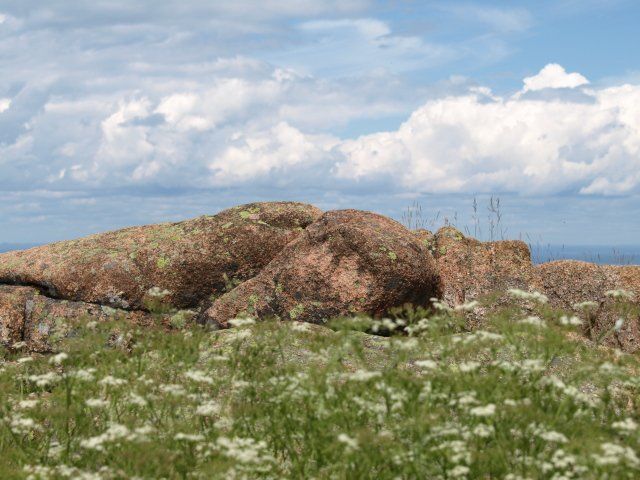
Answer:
top-left (334, 66), bottom-right (639, 196)
top-left (3, 62), bottom-right (640, 199)
top-left (522, 63), bottom-right (590, 92)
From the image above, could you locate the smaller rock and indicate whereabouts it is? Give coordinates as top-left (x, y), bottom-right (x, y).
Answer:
top-left (0, 285), bottom-right (160, 352)
top-left (534, 261), bottom-right (640, 352)
top-left (433, 227), bottom-right (535, 310)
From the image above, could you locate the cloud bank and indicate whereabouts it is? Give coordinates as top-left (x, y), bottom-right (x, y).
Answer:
top-left (2, 61), bottom-right (637, 198)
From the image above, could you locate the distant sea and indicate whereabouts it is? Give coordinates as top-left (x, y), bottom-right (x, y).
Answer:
top-left (530, 244), bottom-right (640, 266)
top-left (0, 243), bottom-right (638, 265)
top-left (0, 243), bottom-right (40, 254)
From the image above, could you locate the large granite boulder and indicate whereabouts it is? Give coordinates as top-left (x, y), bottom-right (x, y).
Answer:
top-left (534, 261), bottom-right (640, 352)
top-left (0, 202), bottom-right (322, 311)
top-left (201, 210), bottom-right (441, 327)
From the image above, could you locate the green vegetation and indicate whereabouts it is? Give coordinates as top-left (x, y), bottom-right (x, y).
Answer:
top-left (1, 293), bottom-right (640, 479)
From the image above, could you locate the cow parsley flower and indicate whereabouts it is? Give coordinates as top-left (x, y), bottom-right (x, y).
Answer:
top-left (612, 417), bottom-right (638, 433)
top-left (508, 289), bottom-right (548, 303)
top-left (49, 352), bottom-right (68, 365)
top-left (99, 375), bottom-right (127, 387)
top-left (28, 372), bottom-right (59, 387)
top-left (559, 315), bottom-right (582, 326)
top-left (415, 360), bottom-right (438, 370)
top-left (458, 361), bottom-right (480, 373)
top-left (574, 301), bottom-right (598, 309)
top-left (228, 317), bottom-right (256, 327)
top-left (196, 400), bottom-right (221, 416)
top-left (519, 316), bottom-right (546, 327)
top-left (184, 369), bottom-right (215, 385)
top-left (18, 399), bottom-right (39, 410)
top-left (86, 398), bottom-right (109, 409)
top-left (605, 289), bottom-right (634, 301)
top-left (174, 433), bottom-right (205, 442)
top-left (470, 404), bottom-right (496, 417)
top-left (347, 370), bottom-right (382, 382)
top-left (454, 300), bottom-right (479, 312)
top-left (337, 433), bottom-right (359, 451)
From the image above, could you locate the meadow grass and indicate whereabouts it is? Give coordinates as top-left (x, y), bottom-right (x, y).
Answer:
top-left (1, 294), bottom-right (640, 479)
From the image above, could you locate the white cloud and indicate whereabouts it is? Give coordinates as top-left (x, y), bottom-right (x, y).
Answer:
top-left (522, 63), bottom-right (589, 92)
top-left (3, 62), bottom-right (640, 198)
top-left (0, 13), bottom-right (6, 24)
top-left (0, 98), bottom-right (10, 113)
top-left (209, 122), bottom-right (338, 185)
top-left (333, 67), bottom-right (640, 196)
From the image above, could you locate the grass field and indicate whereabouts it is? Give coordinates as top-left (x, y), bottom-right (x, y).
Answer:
top-left (1, 292), bottom-right (639, 479)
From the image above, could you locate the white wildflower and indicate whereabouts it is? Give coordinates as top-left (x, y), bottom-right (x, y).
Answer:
top-left (184, 369), bottom-right (214, 385)
top-left (559, 315), bottom-right (582, 326)
top-left (507, 288), bottom-right (548, 303)
top-left (49, 352), bottom-right (68, 365)
top-left (448, 465), bottom-right (470, 478)
top-left (147, 287), bottom-right (170, 298)
top-left (470, 404), bottom-right (496, 417)
top-left (80, 423), bottom-right (131, 451)
top-left (98, 375), bottom-right (127, 387)
top-left (174, 433), bottom-right (204, 442)
top-left (537, 430), bottom-right (568, 443)
top-left (159, 384), bottom-right (186, 396)
top-left (67, 368), bottom-right (96, 381)
top-left (86, 398), bottom-right (109, 409)
top-left (472, 424), bottom-right (494, 438)
top-left (28, 372), bottom-right (59, 387)
top-left (415, 360), bottom-right (438, 370)
top-left (454, 300), bottom-right (479, 312)
top-left (17, 356), bottom-right (33, 364)
top-left (228, 317), bottom-right (256, 327)
top-left (612, 417), bottom-right (638, 433)
top-left (431, 298), bottom-right (453, 312)
top-left (127, 392), bottom-right (147, 407)
top-left (8, 414), bottom-right (40, 434)
top-left (394, 338), bottom-right (418, 351)
top-left (593, 442), bottom-right (640, 467)
top-left (18, 399), bottom-right (39, 410)
top-left (614, 318), bottom-right (625, 331)
top-left (290, 322), bottom-right (309, 332)
top-left (196, 400), bottom-right (221, 416)
top-left (518, 316), bottom-right (546, 327)
top-left (216, 436), bottom-right (275, 466)
top-left (337, 433), bottom-right (359, 451)
top-left (574, 301), bottom-right (598, 309)
top-left (347, 370), bottom-right (382, 382)
top-left (458, 361), bottom-right (481, 373)
top-left (605, 289), bottom-right (635, 301)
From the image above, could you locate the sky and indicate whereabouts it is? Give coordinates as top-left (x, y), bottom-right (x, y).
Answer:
top-left (0, 0), bottom-right (639, 246)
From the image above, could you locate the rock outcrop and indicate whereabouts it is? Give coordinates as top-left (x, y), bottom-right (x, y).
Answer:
top-left (1, 200), bottom-right (638, 353)
top-left (202, 210), bottom-right (441, 327)
top-left (534, 261), bottom-right (640, 352)
top-left (433, 226), bottom-right (535, 308)
top-left (0, 285), bottom-right (158, 352)
top-left (0, 202), bottom-right (322, 311)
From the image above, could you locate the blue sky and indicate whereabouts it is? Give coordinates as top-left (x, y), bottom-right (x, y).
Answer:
top-left (0, 0), bottom-right (639, 245)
